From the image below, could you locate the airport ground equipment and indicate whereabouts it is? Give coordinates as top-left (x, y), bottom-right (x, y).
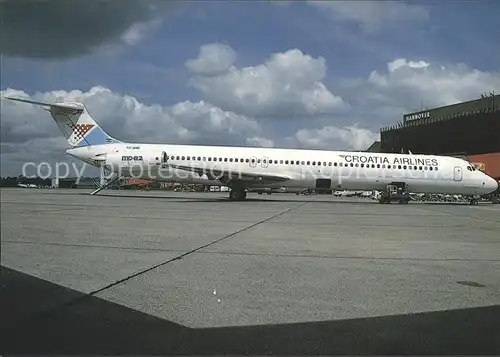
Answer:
top-left (379, 182), bottom-right (410, 204)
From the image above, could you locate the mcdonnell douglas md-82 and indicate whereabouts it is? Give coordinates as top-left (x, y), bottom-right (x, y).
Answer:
top-left (4, 97), bottom-right (498, 203)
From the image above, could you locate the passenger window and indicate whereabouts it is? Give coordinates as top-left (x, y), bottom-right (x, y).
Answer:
top-left (187, 156), bottom-right (190, 160)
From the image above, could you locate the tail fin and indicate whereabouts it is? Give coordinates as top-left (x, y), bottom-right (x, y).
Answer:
top-left (4, 96), bottom-right (122, 147)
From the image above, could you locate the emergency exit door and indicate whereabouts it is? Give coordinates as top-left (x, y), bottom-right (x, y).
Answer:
top-left (453, 166), bottom-right (463, 181)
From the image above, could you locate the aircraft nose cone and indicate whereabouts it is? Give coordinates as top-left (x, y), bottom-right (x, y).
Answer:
top-left (491, 178), bottom-right (499, 192)
top-left (485, 176), bottom-right (499, 193)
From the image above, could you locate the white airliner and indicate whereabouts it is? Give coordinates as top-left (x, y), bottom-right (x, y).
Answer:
top-left (4, 97), bottom-right (498, 203)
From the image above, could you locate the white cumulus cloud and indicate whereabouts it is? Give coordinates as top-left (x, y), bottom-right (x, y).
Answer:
top-left (186, 46), bottom-right (347, 118)
top-left (185, 42), bottom-right (237, 76)
top-left (290, 125), bottom-right (379, 151)
top-left (357, 58), bottom-right (500, 111)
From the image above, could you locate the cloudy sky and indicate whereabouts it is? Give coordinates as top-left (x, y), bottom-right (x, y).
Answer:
top-left (1, 0), bottom-right (499, 177)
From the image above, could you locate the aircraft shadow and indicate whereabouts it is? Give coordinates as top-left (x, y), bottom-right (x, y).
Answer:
top-left (93, 193), bottom-right (380, 205)
top-left (69, 191), bottom-right (378, 204)
top-left (88, 192), bottom-right (483, 206)
top-left (1, 266), bottom-right (499, 354)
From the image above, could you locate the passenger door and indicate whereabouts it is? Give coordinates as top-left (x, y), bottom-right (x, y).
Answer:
top-left (453, 166), bottom-right (463, 181)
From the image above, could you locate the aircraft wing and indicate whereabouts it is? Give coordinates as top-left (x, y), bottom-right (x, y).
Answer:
top-left (170, 164), bottom-right (291, 184)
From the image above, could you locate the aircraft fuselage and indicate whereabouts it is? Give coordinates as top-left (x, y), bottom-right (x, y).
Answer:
top-left (67, 143), bottom-right (499, 196)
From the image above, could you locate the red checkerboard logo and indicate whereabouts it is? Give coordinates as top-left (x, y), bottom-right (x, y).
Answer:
top-left (69, 123), bottom-right (94, 141)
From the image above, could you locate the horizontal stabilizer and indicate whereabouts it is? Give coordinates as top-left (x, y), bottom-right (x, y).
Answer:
top-left (4, 96), bottom-right (84, 113)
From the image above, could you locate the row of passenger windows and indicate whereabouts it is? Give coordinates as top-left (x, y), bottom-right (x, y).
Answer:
top-left (167, 155), bottom-right (439, 171)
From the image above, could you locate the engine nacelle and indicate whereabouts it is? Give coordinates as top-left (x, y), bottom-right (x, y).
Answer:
top-left (103, 151), bottom-right (167, 174)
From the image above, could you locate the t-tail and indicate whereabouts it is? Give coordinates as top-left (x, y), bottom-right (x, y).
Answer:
top-left (4, 96), bottom-right (122, 147)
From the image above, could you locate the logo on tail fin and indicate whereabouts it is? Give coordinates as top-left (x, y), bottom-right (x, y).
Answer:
top-left (69, 123), bottom-right (94, 141)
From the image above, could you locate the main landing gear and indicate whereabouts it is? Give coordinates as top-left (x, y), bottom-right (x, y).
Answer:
top-left (229, 188), bottom-right (247, 201)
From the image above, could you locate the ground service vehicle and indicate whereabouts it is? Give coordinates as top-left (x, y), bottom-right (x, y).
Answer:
top-left (379, 182), bottom-right (410, 204)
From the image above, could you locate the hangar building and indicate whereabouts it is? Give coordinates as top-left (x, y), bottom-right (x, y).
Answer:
top-left (378, 92), bottom-right (500, 181)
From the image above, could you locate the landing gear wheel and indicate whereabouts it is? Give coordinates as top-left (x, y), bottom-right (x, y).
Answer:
top-left (469, 198), bottom-right (478, 205)
top-left (229, 189), bottom-right (247, 201)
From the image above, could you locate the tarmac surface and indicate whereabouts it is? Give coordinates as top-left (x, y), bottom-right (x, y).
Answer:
top-left (1, 188), bottom-right (499, 354)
